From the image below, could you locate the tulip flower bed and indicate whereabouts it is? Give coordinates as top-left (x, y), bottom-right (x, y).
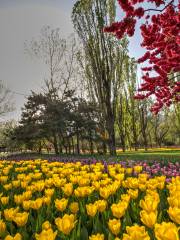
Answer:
top-left (0, 159), bottom-right (179, 240)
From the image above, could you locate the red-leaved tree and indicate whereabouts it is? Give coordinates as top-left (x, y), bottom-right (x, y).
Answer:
top-left (104, 0), bottom-right (180, 113)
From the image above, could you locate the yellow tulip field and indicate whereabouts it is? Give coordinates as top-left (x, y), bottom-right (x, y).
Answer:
top-left (0, 159), bottom-right (179, 240)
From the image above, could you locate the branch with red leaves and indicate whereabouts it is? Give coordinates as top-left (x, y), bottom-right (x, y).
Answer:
top-left (144, 0), bottom-right (175, 12)
top-left (104, 0), bottom-right (180, 114)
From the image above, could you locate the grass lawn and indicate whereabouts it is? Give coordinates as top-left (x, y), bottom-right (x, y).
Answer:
top-left (3, 148), bottom-right (180, 162)
top-left (116, 149), bottom-right (180, 161)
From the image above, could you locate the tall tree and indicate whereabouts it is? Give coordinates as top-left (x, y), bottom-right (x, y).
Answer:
top-left (25, 26), bottom-right (79, 99)
top-left (122, 58), bottom-right (140, 151)
top-left (72, 0), bottom-right (129, 155)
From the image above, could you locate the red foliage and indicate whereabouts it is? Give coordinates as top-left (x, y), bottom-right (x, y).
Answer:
top-left (104, 0), bottom-right (180, 113)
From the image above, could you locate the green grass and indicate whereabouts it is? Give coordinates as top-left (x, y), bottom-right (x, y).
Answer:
top-left (116, 150), bottom-right (180, 161)
top-left (4, 149), bottom-right (180, 162)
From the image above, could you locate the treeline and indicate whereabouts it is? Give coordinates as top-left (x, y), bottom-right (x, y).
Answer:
top-left (4, 0), bottom-right (180, 155)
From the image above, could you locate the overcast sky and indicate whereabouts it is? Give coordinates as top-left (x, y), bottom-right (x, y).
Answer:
top-left (0, 0), bottom-right (143, 122)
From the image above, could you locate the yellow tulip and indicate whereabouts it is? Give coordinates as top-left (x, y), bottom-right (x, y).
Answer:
top-left (139, 183), bottom-right (146, 191)
top-left (156, 176), bottom-right (166, 190)
top-left (62, 183), bottom-right (73, 196)
top-left (128, 189), bottom-right (138, 199)
top-left (121, 194), bottom-right (130, 203)
top-left (23, 191), bottom-right (32, 200)
top-left (114, 174), bottom-right (124, 181)
top-left (99, 187), bottom-right (111, 199)
top-left (0, 176), bottom-right (8, 183)
top-left (0, 219), bottom-right (6, 233)
top-left (21, 181), bottom-right (28, 189)
top-left (4, 207), bottom-right (19, 221)
top-left (34, 182), bottom-right (45, 191)
top-left (138, 173), bottom-right (148, 181)
top-left (4, 233), bottom-right (22, 240)
top-left (74, 186), bottom-right (94, 197)
top-left (86, 203), bottom-right (98, 217)
top-left (140, 210), bottom-right (157, 228)
top-left (123, 177), bottom-right (139, 189)
top-left (22, 200), bottom-right (31, 211)
top-left (139, 196), bottom-right (159, 213)
top-left (3, 183), bottom-right (12, 191)
top-left (78, 177), bottom-right (90, 186)
top-left (55, 214), bottom-right (76, 235)
top-left (30, 198), bottom-right (43, 210)
top-left (55, 198), bottom-right (68, 212)
top-left (44, 188), bottom-right (54, 197)
top-left (43, 196), bottom-right (51, 205)
top-left (92, 181), bottom-right (101, 190)
top-left (126, 168), bottom-right (133, 174)
top-left (146, 179), bottom-right (159, 190)
top-left (168, 207), bottom-right (180, 224)
top-left (42, 221), bottom-right (52, 230)
top-left (69, 202), bottom-right (79, 214)
top-left (155, 222), bottom-right (179, 240)
top-left (12, 180), bottom-right (20, 188)
top-left (35, 228), bottom-right (57, 240)
top-left (89, 233), bottom-right (104, 240)
top-left (14, 195), bottom-right (23, 205)
top-left (134, 165), bottom-right (142, 173)
top-left (146, 190), bottom-right (159, 201)
top-left (108, 219), bottom-right (121, 236)
top-left (95, 200), bottom-right (107, 212)
top-left (1, 196), bottom-right (9, 205)
top-left (122, 225), bottom-right (150, 240)
top-left (13, 212), bottom-right (29, 227)
top-left (111, 201), bottom-right (128, 219)
top-left (168, 196), bottom-right (180, 208)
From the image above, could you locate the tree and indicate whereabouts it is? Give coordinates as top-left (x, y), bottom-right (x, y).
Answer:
top-left (13, 87), bottom-right (101, 155)
top-left (0, 120), bottom-right (17, 151)
top-left (12, 93), bottom-right (47, 153)
top-left (25, 26), bottom-right (79, 99)
top-left (139, 100), bottom-right (149, 151)
top-left (168, 105), bottom-right (180, 145)
top-left (0, 80), bottom-right (14, 117)
top-left (104, 0), bottom-right (180, 113)
top-left (121, 57), bottom-right (140, 151)
top-left (72, 0), bottom-right (129, 155)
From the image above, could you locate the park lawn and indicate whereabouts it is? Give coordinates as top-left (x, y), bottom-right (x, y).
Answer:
top-left (4, 150), bottom-right (179, 162)
top-left (116, 149), bottom-right (180, 161)
top-left (79, 149), bottom-right (180, 161)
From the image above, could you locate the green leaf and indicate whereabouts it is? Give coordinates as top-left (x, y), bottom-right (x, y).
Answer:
top-left (80, 226), bottom-right (88, 240)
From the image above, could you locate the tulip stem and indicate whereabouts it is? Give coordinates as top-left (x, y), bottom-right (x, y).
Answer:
top-left (10, 222), bottom-right (13, 235)
top-left (148, 228), bottom-right (155, 240)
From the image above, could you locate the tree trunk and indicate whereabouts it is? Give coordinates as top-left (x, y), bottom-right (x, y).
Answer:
top-left (102, 141), bottom-right (107, 154)
top-left (107, 125), bottom-right (116, 155)
top-left (68, 139), bottom-right (71, 154)
top-left (72, 138), bottom-right (75, 154)
top-left (53, 134), bottom-right (59, 155)
top-left (65, 146), bottom-right (68, 154)
top-left (143, 133), bottom-right (148, 151)
top-left (81, 139), bottom-right (86, 153)
top-left (139, 106), bottom-right (148, 151)
top-left (59, 146), bottom-right (63, 153)
top-left (76, 130), bottom-right (80, 155)
top-left (89, 130), bottom-right (94, 154)
top-left (132, 123), bottom-right (138, 151)
top-left (38, 142), bottom-right (42, 154)
top-left (121, 136), bottom-right (126, 152)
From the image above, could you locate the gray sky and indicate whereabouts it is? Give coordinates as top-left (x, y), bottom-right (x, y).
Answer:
top-left (0, 0), bottom-right (76, 121)
top-left (0, 0), bottom-right (143, 122)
